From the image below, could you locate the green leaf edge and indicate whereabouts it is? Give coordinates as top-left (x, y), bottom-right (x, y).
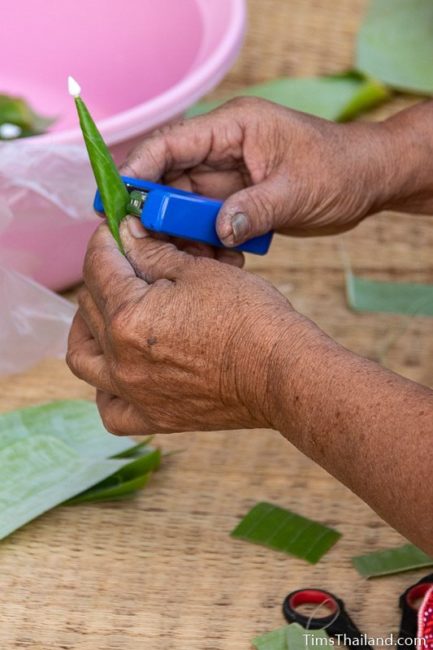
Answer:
top-left (66, 471), bottom-right (152, 505)
top-left (352, 543), bottom-right (433, 579)
top-left (187, 72), bottom-right (390, 122)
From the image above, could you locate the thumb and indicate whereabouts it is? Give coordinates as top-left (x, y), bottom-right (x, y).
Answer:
top-left (216, 176), bottom-right (289, 247)
top-left (119, 217), bottom-right (191, 283)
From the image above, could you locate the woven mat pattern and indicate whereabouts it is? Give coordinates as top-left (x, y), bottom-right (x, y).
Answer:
top-left (0, 0), bottom-right (432, 647)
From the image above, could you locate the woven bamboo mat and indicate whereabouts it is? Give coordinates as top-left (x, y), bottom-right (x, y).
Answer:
top-left (0, 0), bottom-right (432, 648)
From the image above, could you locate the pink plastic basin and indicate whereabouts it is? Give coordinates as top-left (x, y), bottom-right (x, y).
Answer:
top-left (0, 0), bottom-right (246, 290)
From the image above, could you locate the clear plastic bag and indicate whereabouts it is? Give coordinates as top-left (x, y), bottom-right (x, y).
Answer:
top-left (0, 142), bottom-right (98, 375)
top-left (0, 266), bottom-right (76, 376)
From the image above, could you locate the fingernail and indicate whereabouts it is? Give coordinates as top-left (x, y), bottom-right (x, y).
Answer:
top-left (126, 216), bottom-right (147, 239)
top-left (231, 212), bottom-right (249, 243)
top-left (220, 213), bottom-right (249, 247)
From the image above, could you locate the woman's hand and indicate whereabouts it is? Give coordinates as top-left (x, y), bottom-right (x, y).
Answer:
top-left (66, 219), bottom-right (312, 436)
top-left (119, 97), bottom-right (392, 244)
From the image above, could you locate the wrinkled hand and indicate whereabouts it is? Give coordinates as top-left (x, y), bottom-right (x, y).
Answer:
top-left (66, 219), bottom-right (306, 436)
top-left (120, 97), bottom-right (390, 243)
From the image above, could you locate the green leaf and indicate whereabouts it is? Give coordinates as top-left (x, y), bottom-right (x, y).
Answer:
top-left (67, 472), bottom-right (152, 504)
top-left (0, 400), bottom-right (137, 459)
top-left (253, 626), bottom-right (289, 650)
top-left (116, 447), bottom-right (161, 478)
top-left (357, 0), bottom-right (433, 94)
top-left (74, 95), bottom-right (130, 248)
top-left (334, 74), bottom-right (391, 122)
top-left (112, 438), bottom-right (154, 458)
top-left (287, 624), bottom-right (329, 650)
top-left (346, 272), bottom-right (433, 317)
top-left (66, 447), bottom-right (161, 504)
top-left (352, 543), bottom-right (433, 578)
top-left (0, 94), bottom-right (55, 138)
top-left (0, 401), bottom-right (162, 537)
top-left (0, 436), bottom-right (129, 541)
top-left (187, 73), bottom-right (389, 121)
top-left (252, 624), bottom-right (329, 650)
top-left (231, 502), bottom-right (341, 563)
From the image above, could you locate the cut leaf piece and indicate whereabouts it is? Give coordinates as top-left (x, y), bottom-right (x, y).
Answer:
top-left (357, 0), bottom-right (433, 94)
top-left (187, 73), bottom-right (389, 121)
top-left (346, 272), bottom-right (433, 317)
top-left (0, 400), bottom-right (137, 459)
top-left (0, 436), bottom-right (129, 541)
top-left (252, 623), bottom-right (328, 650)
top-left (231, 502), bottom-right (341, 563)
top-left (353, 544), bottom-right (433, 578)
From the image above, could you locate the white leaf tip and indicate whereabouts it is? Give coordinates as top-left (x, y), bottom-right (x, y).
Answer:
top-left (0, 123), bottom-right (22, 139)
top-left (68, 76), bottom-right (81, 98)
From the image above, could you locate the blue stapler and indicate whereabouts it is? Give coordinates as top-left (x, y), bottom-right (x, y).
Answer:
top-left (94, 176), bottom-right (273, 255)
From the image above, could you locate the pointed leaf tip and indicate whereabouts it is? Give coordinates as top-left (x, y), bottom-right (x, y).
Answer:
top-left (68, 76), bottom-right (81, 98)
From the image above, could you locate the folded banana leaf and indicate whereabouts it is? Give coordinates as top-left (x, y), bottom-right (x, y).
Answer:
top-left (68, 472), bottom-right (152, 504)
top-left (253, 623), bottom-right (328, 650)
top-left (0, 401), bottom-right (162, 538)
top-left (352, 543), bottom-right (433, 578)
top-left (357, 0), bottom-right (433, 95)
top-left (68, 447), bottom-right (161, 504)
top-left (187, 72), bottom-right (389, 121)
top-left (0, 436), bottom-right (130, 541)
top-left (73, 88), bottom-right (130, 249)
top-left (0, 400), bottom-right (136, 458)
top-left (231, 502), bottom-right (341, 563)
top-left (113, 438), bottom-right (154, 458)
top-left (346, 272), bottom-right (433, 317)
top-left (110, 446), bottom-right (161, 478)
top-left (0, 94), bottom-right (55, 139)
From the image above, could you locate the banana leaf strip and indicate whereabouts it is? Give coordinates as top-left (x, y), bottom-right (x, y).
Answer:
top-left (357, 0), bottom-right (433, 95)
top-left (187, 72), bottom-right (389, 122)
top-left (252, 624), bottom-right (329, 650)
top-left (0, 400), bottom-right (137, 459)
top-left (231, 502), bottom-right (341, 563)
top-left (346, 272), bottom-right (433, 317)
top-left (0, 436), bottom-right (130, 541)
top-left (352, 543), bottom-right (433, 578)
top-left (74, 94), bottom-right (129, 248)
